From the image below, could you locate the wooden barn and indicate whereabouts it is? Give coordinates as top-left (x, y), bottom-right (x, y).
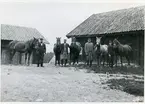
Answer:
top-left (66, 6), bottom-right (144, 66)
top-left (1, 24), bottom-right (49, 65)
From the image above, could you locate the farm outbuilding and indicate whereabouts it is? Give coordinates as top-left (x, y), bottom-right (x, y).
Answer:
top-left (1, 24), bottom-right (49, 65)
top-left (66, 6), bottom-right (144, 66)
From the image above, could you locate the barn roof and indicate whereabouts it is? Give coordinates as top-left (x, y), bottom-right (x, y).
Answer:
top-left (1, 24), bottom-right (49, 44)
top-left (66, 6), bottom-right (145, 38)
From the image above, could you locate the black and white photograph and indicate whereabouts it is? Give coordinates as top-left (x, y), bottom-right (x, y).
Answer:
top-left (0, 0), bottom-right (144, 102)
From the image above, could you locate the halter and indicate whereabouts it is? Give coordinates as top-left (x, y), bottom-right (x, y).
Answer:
top-left (95, 37), bottom-right (102, 52)
top-left (113, 39), bottom-right (120, 46)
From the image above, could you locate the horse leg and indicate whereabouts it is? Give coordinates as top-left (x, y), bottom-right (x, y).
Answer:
top-left (104, 54), bottom-right (107, 66)
top-left (76, 56), bottom-right (79, 65)
top-left (105, 54), bottom-right (107, 66)
top-left (76, 54), bottom-right (79, 65)
top-left (25, 53), bottom-right (27, 65)
top-left (108, 55), bottom-right (110, 67)
top-left (10, 50), bottom-right (16, 64)
top-left (103, 55), bottom-right (105, 66)
top-left (120, 56), bottom-right (123, 67)
top-left (100, 54), bottom-right (103, 66)
top-left (115, 55), bottom-right (117, 67)
top-left (108, 56), bottom-right (110, 67)
top-left (55, 55), bottom-right (57, 66)
top-left (111, 55), bottom-right (114, 68)
top-left (61, 59), bottom-right (63, 66)
top-left (65, 59), bottom-right (67, 66)
top-left (73, 54), bottom-right (75, 65)
top-left (126, 56), bottom-right (130, 66)
top-left (27, 53), bottom-right (31, 66)
top-left (97, 55), bottom-right (100, 67)
top-left (73, 60), bottom-right (75, 65)
top-left (58, 54), bottom-right (61, 66)
top-left (69, 53), bottom-right (72, 65)
top-left (107, 55), bottom-right (109, 66)
top-left (104, 55), bottom-right (106, 66)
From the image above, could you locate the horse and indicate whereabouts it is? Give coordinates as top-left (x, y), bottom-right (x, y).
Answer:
top-left (8, 37), bottom-right (39, 65)
top-left (69, 37), bottom-right (81, 65)
top-left (113, 38), bottom-right (132, 66)
top-left (53, 37), bottom-right (62, 66)
top-left (94, 37), bottom-right (108, 66)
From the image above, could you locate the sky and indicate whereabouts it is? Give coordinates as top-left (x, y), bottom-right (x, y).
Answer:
top-left (0, 1), bottom-right (145, 52)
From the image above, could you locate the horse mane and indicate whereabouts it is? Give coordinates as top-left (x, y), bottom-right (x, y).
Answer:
top-left (26, 38), bottom-right (34, 49)
top-left (114, 39), bottom-right (121, 45)
top-left (25, 38), bottom-right (38, 51)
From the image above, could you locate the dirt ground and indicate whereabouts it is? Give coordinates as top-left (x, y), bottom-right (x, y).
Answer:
top-left (1, 63), bottom-right (144, 102)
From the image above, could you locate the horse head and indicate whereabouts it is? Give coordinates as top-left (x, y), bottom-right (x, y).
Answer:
top-left (31, 37), bottom-right (39, 49)
top-left (113, 38), bottom-right (120, 49)
top-left (56, 37), bottom-right (61, 44)
top-left (96, 36), bottom-right (102, 46)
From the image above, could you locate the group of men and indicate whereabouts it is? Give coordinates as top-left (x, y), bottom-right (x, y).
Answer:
top-left (35, 37), bottom-right (114, 68)
top-left (84, 38), bottom-right (114, 67)
top-left (54, 39), bottom-right (70, 67)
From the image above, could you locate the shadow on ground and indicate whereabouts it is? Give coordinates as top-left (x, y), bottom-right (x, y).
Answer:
top-left (77, 64), bottom-right (144, 75)
top-left (106, 78), bottom-right (144, 97)
top-left (76, 64), bottom-right (144, 97)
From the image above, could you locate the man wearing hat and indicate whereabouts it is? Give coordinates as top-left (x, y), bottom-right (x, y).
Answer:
top-left (84, 38), bottom-right (94, 67)
top-left (60, 39), bottom-right (69, 66)
top-left (36, 38), bottom-right (46, 67)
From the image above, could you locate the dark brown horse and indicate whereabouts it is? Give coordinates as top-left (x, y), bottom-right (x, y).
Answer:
top-left (53, 37), bottom-right (62, 66)
top-left (113, 38), bottom-right (132, 66)
top-left (69, 37), bottom-right (82, 65)
top-left (8, 37), bottom-right (39, 65)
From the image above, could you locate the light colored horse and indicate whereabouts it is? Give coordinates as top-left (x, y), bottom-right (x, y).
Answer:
top-left (94, 37), bottom-right (108, 66)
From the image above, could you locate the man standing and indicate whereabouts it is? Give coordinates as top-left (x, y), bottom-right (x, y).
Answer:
top-left (61, 39), bottom-right (69, 66)
top-left (36, 38), bottom-right (46, 67)
top-left (108, 40), bottom-right (114, 68)
top-left (84, 38), bottom-right (94, 67)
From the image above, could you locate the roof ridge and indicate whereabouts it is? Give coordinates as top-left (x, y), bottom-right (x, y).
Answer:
top-left (1, 24), bottom-right (49, 44)
top-left (93, 5), bottom-right (145, 16)
top-left (66, 5), bottom-right (144, 38)
top-left (1, 24), bottom-right (36, 30)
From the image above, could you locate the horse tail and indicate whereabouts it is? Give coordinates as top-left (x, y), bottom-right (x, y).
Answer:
top-left (8, 40), bottom-right (17, 49)
top-left (7, 41), bottom-right (14, 51)
top-left (8, 41), bottom-right (13, 48)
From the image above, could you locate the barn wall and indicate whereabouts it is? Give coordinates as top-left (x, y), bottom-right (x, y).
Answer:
top-left (1, 40), bottom-right (11, 64)
top-left (1, 48), bottom-right (10, 64)
top-left (75, 30), bottom-right (144, 66)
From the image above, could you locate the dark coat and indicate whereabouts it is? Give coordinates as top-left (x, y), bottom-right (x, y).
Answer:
top-left (61, 43), bottom-right (69, 54)
top-left (108, 45), bottom-right (114, 55)
top-left (53, 44), bottom-right (61, 55)
top-left (36, 42), bottom-right (46, 54)
top-left (35, 42), bottom-right (46, 65)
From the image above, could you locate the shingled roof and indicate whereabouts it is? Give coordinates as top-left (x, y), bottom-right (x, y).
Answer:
top-left (66, 6), bottom-right (145, 38)
top-left (1, 24), bottom-right (49, 44)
